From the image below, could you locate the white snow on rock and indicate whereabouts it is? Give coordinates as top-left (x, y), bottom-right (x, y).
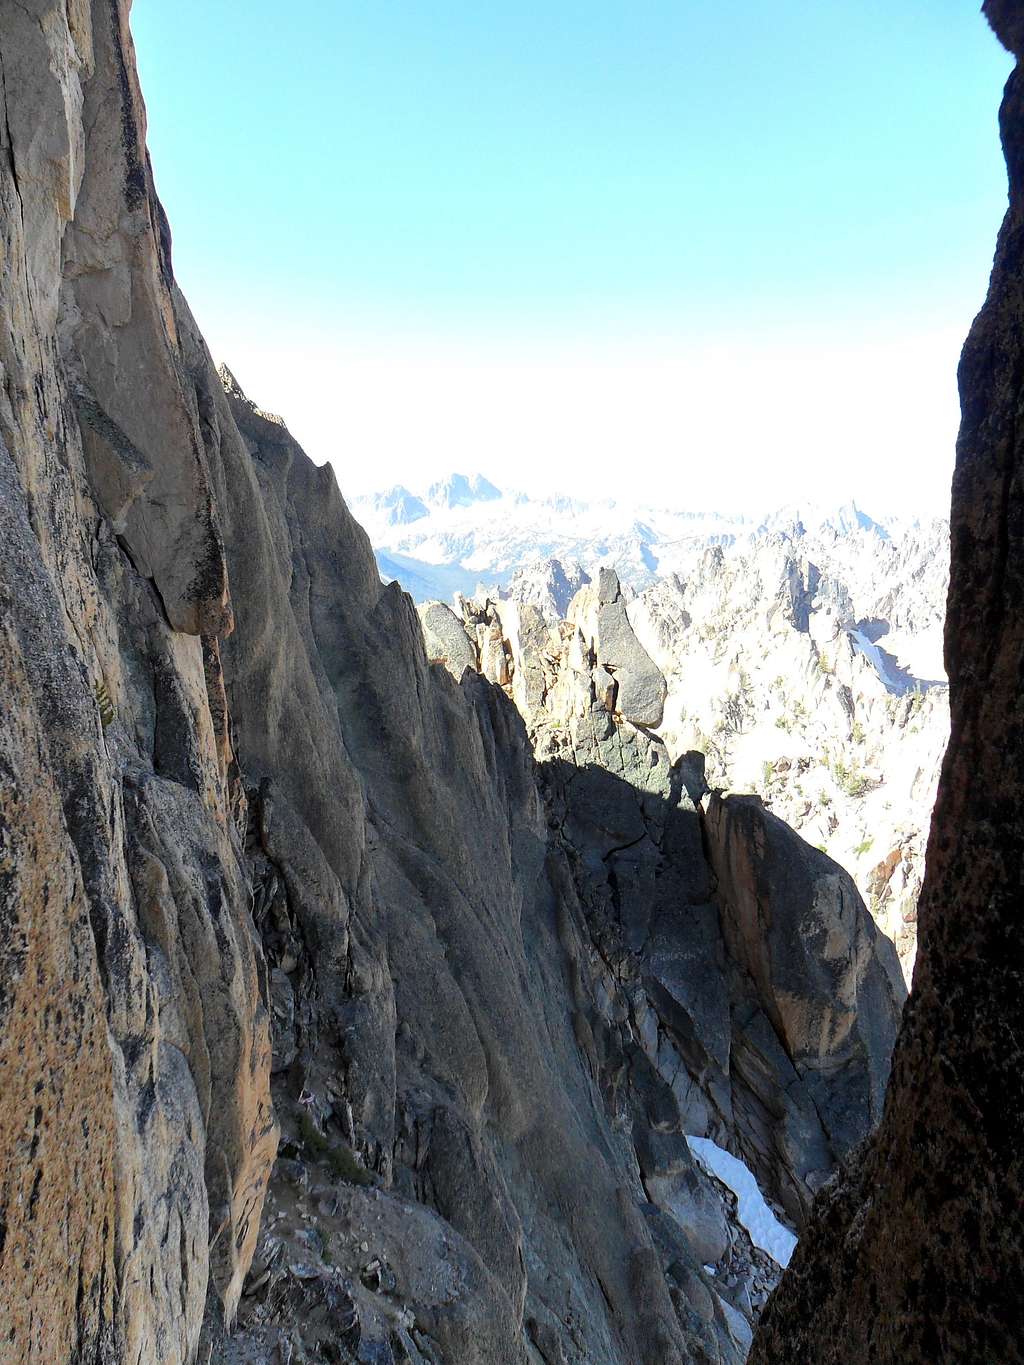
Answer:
top-left (850, 628), bottom-right (908, 694)
top-left (687, 1136), bottom-right (798, 1268)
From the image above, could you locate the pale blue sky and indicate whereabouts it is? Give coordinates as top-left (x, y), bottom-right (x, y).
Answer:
top-left (132, 2), bottom-right (1013, 513)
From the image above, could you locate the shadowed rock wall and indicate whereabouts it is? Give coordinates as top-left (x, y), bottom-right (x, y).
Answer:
top-left (751, 7), bottom-right (1024, 1361)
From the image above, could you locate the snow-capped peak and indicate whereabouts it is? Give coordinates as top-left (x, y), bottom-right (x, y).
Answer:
top-left (425, 472), bottom-right (503, 509)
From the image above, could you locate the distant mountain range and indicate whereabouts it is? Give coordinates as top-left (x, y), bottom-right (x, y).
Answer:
top-left (351, 471), bottom-right (938, 607)
top-left (363, 472), bottom-right (502, 527)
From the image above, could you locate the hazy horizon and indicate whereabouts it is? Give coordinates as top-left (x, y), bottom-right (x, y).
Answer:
top-left (132, 2), bottom-right (1012, 519)
top-left (350, 463), bottom-right (950, 528)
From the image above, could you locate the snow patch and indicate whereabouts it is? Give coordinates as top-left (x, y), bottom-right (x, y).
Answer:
top-left (687, 1136), bottom-right (798, 1268)
top-left (850, 628), bottom-right (906, 693)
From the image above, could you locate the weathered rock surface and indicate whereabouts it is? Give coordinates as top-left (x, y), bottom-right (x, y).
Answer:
top-left (0, 5), bottom-right (276, 1361)
top-left (750, 7), bottom-right (1024, 1360)
top-left (0, 5), bottom-right (908, 1364)
top-left (417, 600), bottom-right (477, 677)
top-left (703, 794), bottom-right (906, 1212)
top-left (570, 567), bottom-right (668, 727)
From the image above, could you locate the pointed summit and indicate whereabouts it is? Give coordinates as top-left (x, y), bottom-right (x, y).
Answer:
top-left (217, 362), bottom-right (287, 427)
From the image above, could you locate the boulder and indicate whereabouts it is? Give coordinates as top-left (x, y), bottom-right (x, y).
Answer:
top-left (417, 600), bottom-right (477, 678)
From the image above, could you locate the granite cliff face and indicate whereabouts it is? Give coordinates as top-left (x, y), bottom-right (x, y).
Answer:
top-left (0, 4), bottom-right (275, 1360)
top-left (749, 5), bottom-right (1024, 1359)
top-left (0, 6), bottom-right (924, 1365)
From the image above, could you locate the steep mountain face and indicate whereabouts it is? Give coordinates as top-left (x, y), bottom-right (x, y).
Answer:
top-left (750, 5), bottom-right (1024, 1359)
top-left (0, 7), bottom-right (912, 1365)
top-left (0, 6), bottom-right (276, 1361)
